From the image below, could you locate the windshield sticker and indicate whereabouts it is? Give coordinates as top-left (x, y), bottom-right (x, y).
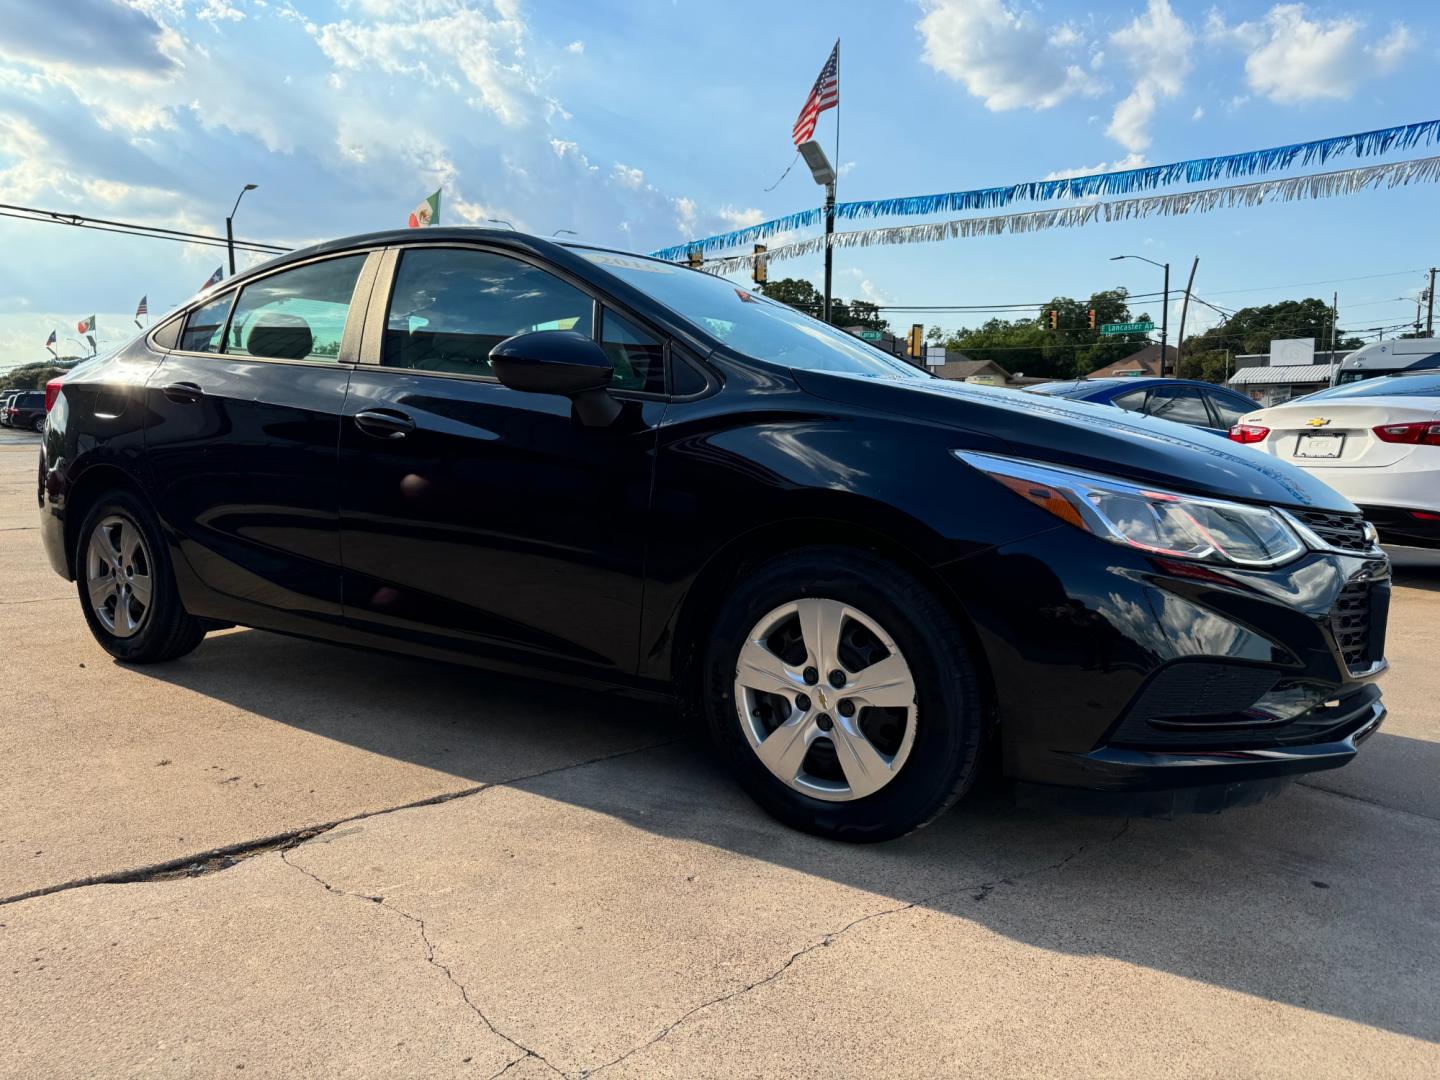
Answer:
top-left (581, 252), bottom-right (675, 274)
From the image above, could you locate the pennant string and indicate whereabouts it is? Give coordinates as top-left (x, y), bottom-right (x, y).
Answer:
top-left (693, 155), bottom-right (1440, 274)
top-left (650, 118), bottom-right (1440, 261)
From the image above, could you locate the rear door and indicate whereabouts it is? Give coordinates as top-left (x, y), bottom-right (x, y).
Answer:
top-left (336, 243), bottom-right (666, 678)
top-left (143, 251), bottom-right (378, 630)
top-left (1144, 384), bottom-right (1219, 433)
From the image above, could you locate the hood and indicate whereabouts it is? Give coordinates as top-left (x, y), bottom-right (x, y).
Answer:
top-left (794, 370), bottom-right (1355, 512)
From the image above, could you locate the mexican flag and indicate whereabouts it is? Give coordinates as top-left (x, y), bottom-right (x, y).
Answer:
top-left (76, 315), bottom-right (95, 334)
top-left (407, 189), bottom-right (441, 228)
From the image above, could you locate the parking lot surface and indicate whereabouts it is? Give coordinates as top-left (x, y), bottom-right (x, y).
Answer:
top-left (2, 432), bottom-right (1438, 1078)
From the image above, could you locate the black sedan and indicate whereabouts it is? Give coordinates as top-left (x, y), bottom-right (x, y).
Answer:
top-left (4, 389), bottom-right (47, 432)
top-left (38, 230), bottom-right (1389, 841)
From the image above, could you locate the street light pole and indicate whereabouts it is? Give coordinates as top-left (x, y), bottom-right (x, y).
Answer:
top-left (1112, 254), bottom-right (1171, 377)
top-left (796, 139), bottom-right (838, 324)
top-left (1427, 267), bottom-right (1436, 337)
top-left (226, 183), bottom-right (258, 277)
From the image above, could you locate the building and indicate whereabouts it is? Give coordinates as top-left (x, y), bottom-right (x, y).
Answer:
top-left (930, 356), bottom-right (1014, 385)
top-left (1225, 346), bottom-right (1356, 406)
top-left (1085, 343), bottom-right (1180, 379)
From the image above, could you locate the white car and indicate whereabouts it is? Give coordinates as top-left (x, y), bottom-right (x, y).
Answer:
top-left (1230, 372), bottom-right (1440, 549)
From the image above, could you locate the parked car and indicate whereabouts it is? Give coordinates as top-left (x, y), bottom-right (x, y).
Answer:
top-left (38, 230), bottom-right (1389, 840)
top-left (4, 390), bottom-right (46, 432)
top-left (1231, 371), bottom-right (1440, 549)
top-left (1027, 377), bottom-right (1259, 436)
top-left (0, 390), bottom-right (19, 425)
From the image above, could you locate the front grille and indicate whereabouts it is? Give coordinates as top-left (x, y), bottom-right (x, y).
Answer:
top-left (1291, 508), bottom-right (1373, 553)
top-left (1330, 559), bottom-right (1388, 675)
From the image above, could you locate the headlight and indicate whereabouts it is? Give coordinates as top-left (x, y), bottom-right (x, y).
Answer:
top-left (955, 451), bottom-right (1306, 568)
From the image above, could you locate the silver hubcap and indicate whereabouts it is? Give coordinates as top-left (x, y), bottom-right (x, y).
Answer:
top-left (734, 598), bottom-right (917, 802)
top-left (84, 514), bottom-right (153, 639)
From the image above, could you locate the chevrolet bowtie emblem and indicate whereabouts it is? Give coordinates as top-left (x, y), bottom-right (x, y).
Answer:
top-left (1305, 417), bottom-right (1331, 427)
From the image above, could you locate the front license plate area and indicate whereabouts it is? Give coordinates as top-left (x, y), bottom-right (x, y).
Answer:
top-left (1295, 433), bottom-right (1345, 459)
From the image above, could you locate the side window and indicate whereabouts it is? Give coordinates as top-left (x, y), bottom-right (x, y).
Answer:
top-left (382, 248), bottom-right (594, 377)
top-left (225, 255), bottom-right (365, 362)
top-left (600, 309), bottom-right (666, 393)
top-left (179, 292), bottom-right (235, 354)
top-left (1112, 388), bottom-right (1148, 412)
top-left (1206, 390), bottom-right (1253, 428)
top-left (152, 314), bottom-right (183, 351)
top-left (1147, 385), bottom-right (1212, 427)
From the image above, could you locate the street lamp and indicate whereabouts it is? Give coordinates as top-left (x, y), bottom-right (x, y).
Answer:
top-left (1111, 254), bottom-right (1170, 377)
top-left (552, 229), bottom-right (578, 238)
top-left (488, 218), bottom-right (515, 230)
top-left (226, 183), bottom-right (258, 277)
top-left (797, 139), bottom-right (837, 323)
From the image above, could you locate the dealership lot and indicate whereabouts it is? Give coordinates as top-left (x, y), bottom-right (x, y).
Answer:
top-left (1, 432), bottom-right (1437, 1077)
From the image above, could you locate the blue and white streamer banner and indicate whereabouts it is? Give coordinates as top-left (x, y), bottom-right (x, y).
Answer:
top-left (651, 118), bottom-right (1440, 261)
top-left (698, 155), bottom-right (1440, 275)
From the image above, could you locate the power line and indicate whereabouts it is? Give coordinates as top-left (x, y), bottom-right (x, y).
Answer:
top-left (0, 202), bottom-right (290, 255)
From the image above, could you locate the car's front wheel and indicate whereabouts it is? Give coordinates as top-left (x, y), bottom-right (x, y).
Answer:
top-left (704, 547), bottom-right (986, 842)
top-left (32, 415), bottom-right (45, 433)
top-left (75, 490), bottom-right (206, 663)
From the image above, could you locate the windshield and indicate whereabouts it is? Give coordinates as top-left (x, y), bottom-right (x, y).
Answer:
top-left (578, 250), bottom-right (927, 380)
top-left (1293, 371), bottom-right (1440, 402)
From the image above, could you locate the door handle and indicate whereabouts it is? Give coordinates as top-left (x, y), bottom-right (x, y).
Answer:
top-left (354, 409), bottom-right (415, 439)
top-left (161, 381), bottom-right (203, 404)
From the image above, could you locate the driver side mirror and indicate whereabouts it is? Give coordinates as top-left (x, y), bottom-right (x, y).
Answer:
top-left (489, 330), bottom-right (620, 427)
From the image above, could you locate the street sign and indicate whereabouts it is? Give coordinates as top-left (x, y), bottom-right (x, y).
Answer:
top-left (856, 329), bottom-right (883, 341)
top-left (1100, 321), bottom-right (1155, 335)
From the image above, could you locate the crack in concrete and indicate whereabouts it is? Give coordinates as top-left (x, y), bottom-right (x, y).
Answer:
top-left (0, 740), bottom-right (680, 908)
top-left (581, 818), bottom-right (1133, 1077)
top-left (280, 847), bottom-right (565, 1079)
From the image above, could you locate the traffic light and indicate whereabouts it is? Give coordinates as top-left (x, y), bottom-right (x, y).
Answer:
top-left (908, 324), bottom-right (924, 358)
top-left (1047, 309), bottom-right (1058, 330)
top-left (687, 248), bottom-right (703, 270)
top-left (1087, 308), bottom-right (1097, 330)
top-left (752, 244), bottom-right (768, 285)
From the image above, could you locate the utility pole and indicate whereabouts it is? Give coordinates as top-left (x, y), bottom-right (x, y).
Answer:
top-left (1160, 262), bottom-right (1170, 378)
top-left (225, 183), bottom-right (258, 277)
top-left (1329, 292), bottom-right (1338, 364)
top-left (1427, 267), bottom-right (1436, 337)
top-left (1175, 256), bottom-right (1199, 375)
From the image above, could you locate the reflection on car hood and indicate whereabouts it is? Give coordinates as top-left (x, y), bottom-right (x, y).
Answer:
top-left (794, 369), bottom-right (1354, 511)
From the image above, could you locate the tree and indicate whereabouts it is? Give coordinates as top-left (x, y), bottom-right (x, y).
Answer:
top-left (757, 277), bottom-right (891, 334)
top-left (1, 360), bottom-right (78, 392)
top-left (936, 287), bottom-right (1151, 379)
top-left (1183, 298), bottom-right (1363, 363)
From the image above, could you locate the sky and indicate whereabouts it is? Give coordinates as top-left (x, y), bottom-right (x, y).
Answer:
top-left (0, 0), bottom-right (1436, 370)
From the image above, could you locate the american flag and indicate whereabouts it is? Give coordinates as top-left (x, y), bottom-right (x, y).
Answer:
top-left (135, 295), bottom-right (147, 328)
top-left (791, 40), bottom-right (839, 147)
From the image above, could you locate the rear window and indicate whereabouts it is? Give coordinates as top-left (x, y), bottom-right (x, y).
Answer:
top-left (1300, 372), bottom-right (1440, 401)
top-left (1028, 381), bottom-right (1102, 398)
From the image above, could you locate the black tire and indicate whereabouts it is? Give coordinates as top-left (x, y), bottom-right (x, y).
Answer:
top-left (703, 547), bottom-right (986, 842)
top-left (74, 489), bottom-right (206, 664)
top-left (33, 415), bottom-right (45, 433)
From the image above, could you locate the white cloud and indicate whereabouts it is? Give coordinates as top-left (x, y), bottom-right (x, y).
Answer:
top-left (916, 0), bottom-right (1100, 111)
top-left (1207, 5), bottom-right (1413, 104)
top-left (1042, 152), bottom-right (1147, 181)
top-left (1105, 0), bottom-right (1193, 153)
top-left (611, 162), bottom-right (645, 188)
top-left (1191, 105), bottom-right (1204, 121)
top-left (197, 0), bottom-right (246, 26)
top-left (718, 206), bottom-right (765, 228)
top-left (565, 40), bottom-right (584, 54)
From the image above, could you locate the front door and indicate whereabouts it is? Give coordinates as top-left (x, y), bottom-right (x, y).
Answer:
top-left (143, 252), bottom-right (374, 631)
top-left (337, 244), bottom-right (666, 678)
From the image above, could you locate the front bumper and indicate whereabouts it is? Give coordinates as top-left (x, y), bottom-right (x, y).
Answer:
top-left (936, 525), bottom-right (1389, 797)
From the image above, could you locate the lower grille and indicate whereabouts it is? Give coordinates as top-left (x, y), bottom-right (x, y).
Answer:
top-left (1330, 559), bottom-right (1388, 675)
top-left (1291, 508), bottom-right (1373, 553)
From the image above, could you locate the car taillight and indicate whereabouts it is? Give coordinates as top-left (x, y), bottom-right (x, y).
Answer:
top-left (44, 377), bottom-right (64, 413)
top-left (1228, 423), bottom-right (1269, 444)
top-left (1372, 421), bottom-right (1440, 446)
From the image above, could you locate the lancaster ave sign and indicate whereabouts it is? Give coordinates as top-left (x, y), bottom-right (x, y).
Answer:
top-left (1100, 321), bottom-right (1155, 335)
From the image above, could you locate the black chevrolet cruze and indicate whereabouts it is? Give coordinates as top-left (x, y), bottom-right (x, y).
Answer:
top-left (38, 229), bottom-right (1389, 840)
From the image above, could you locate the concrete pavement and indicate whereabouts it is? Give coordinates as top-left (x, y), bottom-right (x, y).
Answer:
top-left (2, 436), bottom-right (1437, 1078)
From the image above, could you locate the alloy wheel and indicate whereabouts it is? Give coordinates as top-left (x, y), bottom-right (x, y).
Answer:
top-left (84, 513), bottom-right (154, 639)
top-left (733, 598), bottom-right (918, 802)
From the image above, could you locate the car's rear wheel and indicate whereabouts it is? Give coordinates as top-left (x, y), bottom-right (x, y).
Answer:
top-left (76, 490), bottom-right (206, 663)
top-left (32, 415), bottom-right (45, 433)
top-left (704, 547), bottom-right (985, 842)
